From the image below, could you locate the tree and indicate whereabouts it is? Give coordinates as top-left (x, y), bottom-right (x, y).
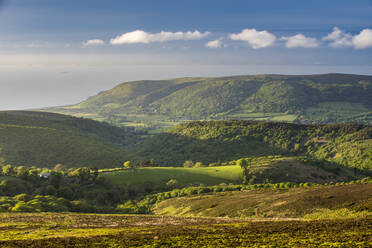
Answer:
top-left (166, 179), bottom-right (178, 188)
top-left (183, 160), bottom-right (194, 168)
top-left (193, 162), bottom-right (204, 168)
top-left (11, 201), bottom-right (35, 212)
top-left (236, 158), bottom-right (253, 184)
top-left (294, 143), bottom-right (301, 152)
top-left (123, 161), bottom-right (133, 169)
top-left (2, 165), bottom-right (14, 176)
top-left (70, 167), bottom-right (91, 183)
top-left (58, 186), bottom-right (74, 200)
top-left (15, 166), bottom-right (28, 180)
top-left (236, 159), bottom-right (248, 168)
top-left (91, 167), bottom-right (99, 180)
top-left (49, 172), bottom-right (63, 189)
top-left (53, 164), bottom-right (66, 173)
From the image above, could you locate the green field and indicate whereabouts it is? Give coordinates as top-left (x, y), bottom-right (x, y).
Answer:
top-left (105, 166), bottom-right (243, 189)
top-left (226, 111), bottom-right (298, 122)
top-left (0, 213), bottom-right (370, 247)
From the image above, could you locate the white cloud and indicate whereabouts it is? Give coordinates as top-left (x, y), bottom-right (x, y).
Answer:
top-left (322, 27), bottom-right (353, 48)
top-left (83, 39), bottom-right (105, 46)
top-left (352, 29), bottom-right (372, 49)
top-left (280, 34), bottom-right (319, 48)
top-left (205, 39), bottom-right (223, 48)
top-left (228, 29), bottom-right (276, 49)
top-left (110, 30), bottom-right (210, 45)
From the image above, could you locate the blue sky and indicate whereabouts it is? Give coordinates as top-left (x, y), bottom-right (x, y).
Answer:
top-left (0, 0), bottom-right (371, 109)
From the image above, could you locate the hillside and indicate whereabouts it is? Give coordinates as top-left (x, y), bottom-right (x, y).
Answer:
top-left (2, 112), bottom-right (371, 173)
top-left (47, 74), bottom-right (372, 127)
top-left (154, 183), bottom-right (372, 218)
top-left (135, 121), bottom-right (372, 171)
top-left (0, 111), bottom-right (138, 168)
top-left (104, 156), bottom-right (359, 195)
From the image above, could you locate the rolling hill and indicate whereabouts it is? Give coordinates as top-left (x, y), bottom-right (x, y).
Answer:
top-left (0, 111), bottom-right (138, 168)
top-left (135, 120), bottom-right (372, 171)
top-left (1, 111), bottom-right (371, 174)
top-left (47, 73), bottom-right (372, 127)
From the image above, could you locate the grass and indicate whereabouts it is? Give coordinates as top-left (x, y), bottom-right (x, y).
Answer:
top-left (0, 213), bottom-right (370, 247)
top-left (154, 183), bottom-right (372, 218)
top-left (105, 166), bottom-right (243, 188)
top-left (226, 111), bottom-right (298, 122)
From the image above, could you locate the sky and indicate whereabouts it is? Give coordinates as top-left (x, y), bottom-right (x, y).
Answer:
top-left (0, 0), bottom-right (371, 110)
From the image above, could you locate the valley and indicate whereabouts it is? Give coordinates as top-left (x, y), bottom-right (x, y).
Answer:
top-left (0, 74), bottom-right (371, 247)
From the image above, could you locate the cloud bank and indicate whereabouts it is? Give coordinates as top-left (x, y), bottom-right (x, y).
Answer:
top-left (83, 39), bottom-right (105, 46)
top-left (322, 27), bottom-right (353, 48)
top-left (229, 29), bottom-right (276, 49)
top-left (110, 30), bottom-right (210, 45)
top-left (323, 27), bottom-right (372, 49)
top-left (81, 27), bottom-right (372, 50)
top-left (281, 34), bottom-right (319, 48)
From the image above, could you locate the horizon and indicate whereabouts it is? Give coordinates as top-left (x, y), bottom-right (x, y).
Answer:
top-left (0, 0), bottom-right (371, 110)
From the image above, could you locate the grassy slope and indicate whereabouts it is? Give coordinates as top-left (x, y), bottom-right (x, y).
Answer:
top-left (47, 73), bottom-right (372, 124)
top-left (0, 111), bottom-right (137, 168)
top-left (154, 183), bottom-right (372, 218)
top-left (105, 157), bottom-right (357, 192)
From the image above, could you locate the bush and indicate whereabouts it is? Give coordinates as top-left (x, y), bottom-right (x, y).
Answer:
top-left (11, 201), bottom-right (35, 212)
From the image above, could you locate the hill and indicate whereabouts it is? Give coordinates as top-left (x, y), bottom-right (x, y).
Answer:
top-left (47, 74), bottom-right (372, 128)
top-left (154, 183), bottom-right (372, 218)
top-left (2, 112), bottom-right (371, 174)
top-left (135, 121), bottom-right (372, 171)
top-left (0, 111), bottom-right (138, 168)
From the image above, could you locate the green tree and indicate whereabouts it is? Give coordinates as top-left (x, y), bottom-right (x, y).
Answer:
top-left (2, 165), bottom-right (13, 176)
top-left (58, 186), bottom-right (74, 200)
top-left (11, 201), bottom-right (35, 212)
top-left (123, 161), bottom-right (133, 169)
top-left (53, 164), bottom-right (66, 173)
top-left (193, 162), bottom-right (204, 168)
top-left (49, 172), bottom-right (63, 189)
top-left (15, 166), bottom-right (28, 180)
top-left (183, 160), bottom-right (194, 168)
top-left (236, 158), bottom-right (253, 184)
top-left (70, 167), bottom-right (91, 183)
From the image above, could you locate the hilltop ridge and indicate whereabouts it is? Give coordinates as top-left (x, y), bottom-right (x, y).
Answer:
top-left (47, 73), bottom-right (372, 128)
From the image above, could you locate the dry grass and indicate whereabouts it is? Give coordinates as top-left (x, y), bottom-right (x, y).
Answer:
top-left (154, 183), bottom-right (372, 218)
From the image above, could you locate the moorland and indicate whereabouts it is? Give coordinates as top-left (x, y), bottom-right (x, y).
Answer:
top-left (0, 73), bottom-right (371, 247)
